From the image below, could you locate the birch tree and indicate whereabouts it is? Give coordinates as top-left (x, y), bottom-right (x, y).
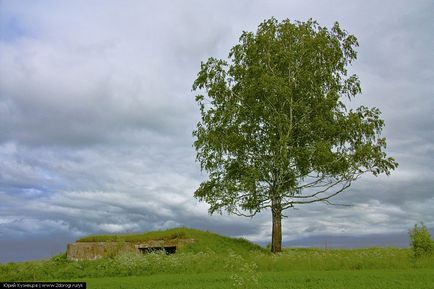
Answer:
top-left (192, 18), bottom-right (398, 253)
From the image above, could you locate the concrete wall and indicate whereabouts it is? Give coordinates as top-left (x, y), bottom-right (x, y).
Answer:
top-left (66, 239), bottom-right (193, 260)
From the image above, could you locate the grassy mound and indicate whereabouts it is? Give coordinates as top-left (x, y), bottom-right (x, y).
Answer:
top-left (2, 245), bottom-right (434, 283)
top-left (4, 228), bottom-right (433, 285)
top-left (77, 227), bottom-right (265, 255)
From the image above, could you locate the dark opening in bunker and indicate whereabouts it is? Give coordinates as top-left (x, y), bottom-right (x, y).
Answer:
top-left (139, 246), bottom-right (176, 255)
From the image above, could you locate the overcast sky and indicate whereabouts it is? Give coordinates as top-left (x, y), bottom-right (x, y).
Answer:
top-left (0, 0), bottom-right (433, 262)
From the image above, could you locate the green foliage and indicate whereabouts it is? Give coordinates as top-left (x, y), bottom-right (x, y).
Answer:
top-left (409, 223), bottom-right (434, 257)
top-left (50, 252), bottom-right (68, 263)
top-left (179, 230), bottom-right (265, 255)
top-left (2, 247), bottom-right (434, 286)
top-left (225, 250), bottom-right (260, 289)
top-left (3, 229), bottom-right (433, 287)
top-left (82, 270), bottom-right (434, 289)
top-left (192, 17), bottom-right (397, 228)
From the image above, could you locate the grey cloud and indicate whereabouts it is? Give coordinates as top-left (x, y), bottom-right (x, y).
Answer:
top-left (0, 1), bottom-right (243, 148)
top-left (1, 0), bottom-right (433, 262)
top-left (0, 39), bottom-right (191, 147)
top-left (282, 232), bottom-right (415, 248)
top-left (0, 236), bottom-right (76, 263)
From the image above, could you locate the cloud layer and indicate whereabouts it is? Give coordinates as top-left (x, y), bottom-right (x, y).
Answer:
top-left (1, 0), bottom-right (433, 262)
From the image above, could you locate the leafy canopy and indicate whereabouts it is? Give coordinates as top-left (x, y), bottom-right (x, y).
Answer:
top-left (409, 223), bottom-right (434, 257)
top-left (192, 18), bottom-right (397, 216)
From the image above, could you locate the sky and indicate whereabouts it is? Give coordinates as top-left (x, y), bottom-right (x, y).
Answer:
top-left (0, 0), bottom-right (433, 262)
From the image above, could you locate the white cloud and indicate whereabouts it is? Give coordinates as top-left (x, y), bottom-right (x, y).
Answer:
top-left (0, 0), bottom-right (433, 261)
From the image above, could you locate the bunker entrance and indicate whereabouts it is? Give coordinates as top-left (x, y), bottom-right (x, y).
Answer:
top-left (139, 246), bottom-right (176, 255)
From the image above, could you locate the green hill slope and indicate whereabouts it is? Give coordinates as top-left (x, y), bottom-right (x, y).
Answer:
top-left (77, 227), bottom-right (265, 255)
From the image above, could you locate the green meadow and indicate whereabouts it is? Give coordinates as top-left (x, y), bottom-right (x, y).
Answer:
top-left (1, 228), bottom-right (433, 288)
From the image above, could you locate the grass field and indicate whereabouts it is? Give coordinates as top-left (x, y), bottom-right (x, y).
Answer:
top-left (1, 228), bottom-right (433, 288)
top-left (83, 270), bottom-right (434, 289)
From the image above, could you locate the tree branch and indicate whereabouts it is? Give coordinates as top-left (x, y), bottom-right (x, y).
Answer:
top-left (285, 179), bottom-right (352, 207)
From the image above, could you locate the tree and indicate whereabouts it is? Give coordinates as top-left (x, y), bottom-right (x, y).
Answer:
top-left (192, 18), bottom-right (398, 253)
top-left (409, 223), bottom-right (434, 257)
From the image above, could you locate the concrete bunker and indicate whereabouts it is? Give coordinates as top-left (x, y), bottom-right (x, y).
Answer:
top-left (67, 238), bottom-right (193, 260)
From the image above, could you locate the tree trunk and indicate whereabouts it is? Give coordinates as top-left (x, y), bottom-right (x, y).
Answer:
top-left (271, 199), bottom-right (282, 253)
